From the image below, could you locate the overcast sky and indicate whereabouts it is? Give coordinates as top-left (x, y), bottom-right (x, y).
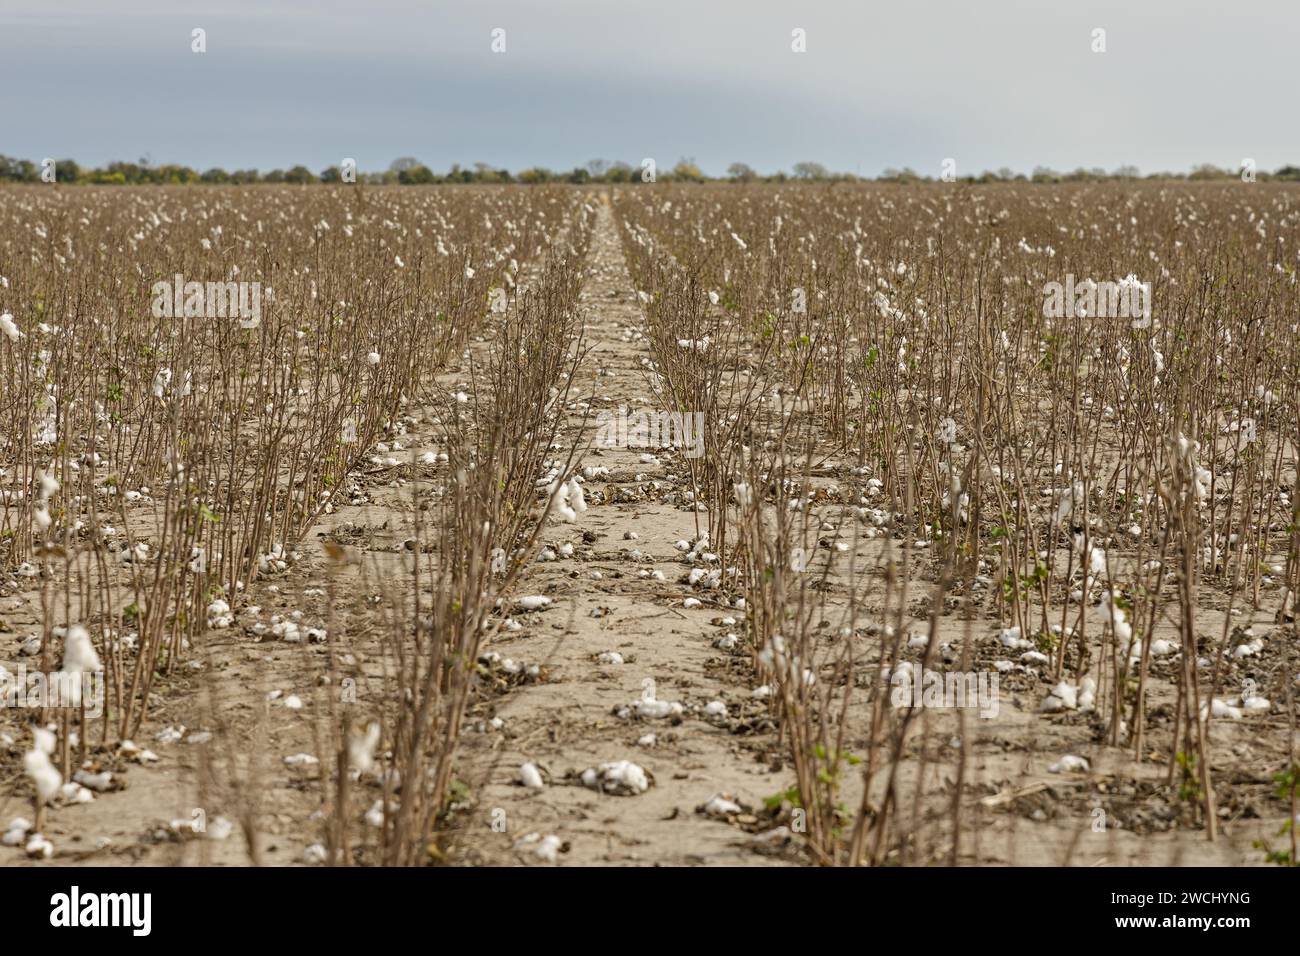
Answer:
top-left (1, 0), bottom-right (1295, 177)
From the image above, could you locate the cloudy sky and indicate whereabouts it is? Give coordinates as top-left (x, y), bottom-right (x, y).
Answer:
top-left (1, 0), bottom-right (1295, 177)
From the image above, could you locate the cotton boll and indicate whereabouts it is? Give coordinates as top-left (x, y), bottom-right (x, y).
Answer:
top-left (519, 762), bottom-right (546, 789)
top-left (516, 595), bottom-right (552, 612)
top-left (73, 769), bottom-right (113, 792)
top-left (532, 834), bottom-right (563, 862)
top-left (24, 729), bottom-right (62, 804)
top-left (303, 843), bottom-right (328, 864)
top-left (703, 700), bottom-right (727, 717)
top-left (998, 627), bottom-right (1032, 650)
top-left (701, 794), bottom-right (742, 817)
top-left (0, 312), bottom-right (21, 342)
top-left (1203, 698), bottom-right (1243, 720)
top-left (634, 697), bottom-right (684, 719)
top-left (1051, 681), bottom-right (1079, 709)
top-left (1048, 755), bottom-right (1090, 773)
top-left (63, 624), bottom-right (101, 674)
top-left (348, 721), bottom-right (380, 774)
top-left (1077, 676), bottom-right (1096, 712)
top-left (583, 760), bottom-right (650, 795)
top-left (2, 818), bottom-right (32, 846)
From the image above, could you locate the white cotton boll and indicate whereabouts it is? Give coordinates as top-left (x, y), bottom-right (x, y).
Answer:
top-left (597, 651), bottom-right (623, 665)
top-left (60, 783), bottom-right (94, 804)
top-left (1048, 755), bottom-right (1090, 773)
top-left (587, 760), bottom-right (649, 795)
top-left (1149, 638), bottom-right (1177, 657)
top-left (682, 597), bottom-right (702, 608)
top-left (1233, 636), bottom-right (1264, 659)
top-left (702, 794), bottom-right (742, 817)
top-left (733, 482), bottom-right (752, 508)
top-left (207, 816), bottom-right (234, 841)
top-left (634, 697), bottom-right (683, 719)
top-left (73, 770), bottom-right (113, 792)
top-left (1051, 681), bottom-right (1079, 710)
top-left (936, 417), bottom-right (958, 445)
top-left (1077, 676), bottom-right (1096, 712)
top-left (24, 731), bottom-right (62, 804)
top-left (303, 843), bottom-right (328, 864)
top-left (1241, 696), bottom-right (1271, 714)
top-left (998, 627), bottom-right (1032, 650)
top-left (565, 478), bottom-right (586, 515)
top-left (152, 367), bottom-right (171, 398)
top-left (32, 726), bottom-right (56, 755)
top-left (63, 625), bottom-right (101, 674)
top-left (348, 721), bottom-right (380, 775)
top-left (516, 595), bottom-right (552, 612)
top-left (1204, 698), bottom-right (1243, 720)
top-left (703, 700), bottom-right (727, 717)
top-left (25, 834), bottom-right (53, 859)
top-left (532, 834), bottom-right (562, 862)
top-left (367, 351), bottom-right (381, 365)
top-left (519, 762), bottom-right (545, 790)
top-left (2, 818), bottom-right (32, 846)
top-left (33, 507), bottom-right (51, 531)
top-left (0, 312), bottom-right (21, 341)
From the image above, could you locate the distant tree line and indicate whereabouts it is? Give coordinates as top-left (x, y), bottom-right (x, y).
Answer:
top-left (3, 154), bottom-right (1298, 185)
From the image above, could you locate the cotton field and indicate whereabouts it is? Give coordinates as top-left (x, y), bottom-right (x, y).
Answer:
top-left (1, 182), bottom-right (1298, 867)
